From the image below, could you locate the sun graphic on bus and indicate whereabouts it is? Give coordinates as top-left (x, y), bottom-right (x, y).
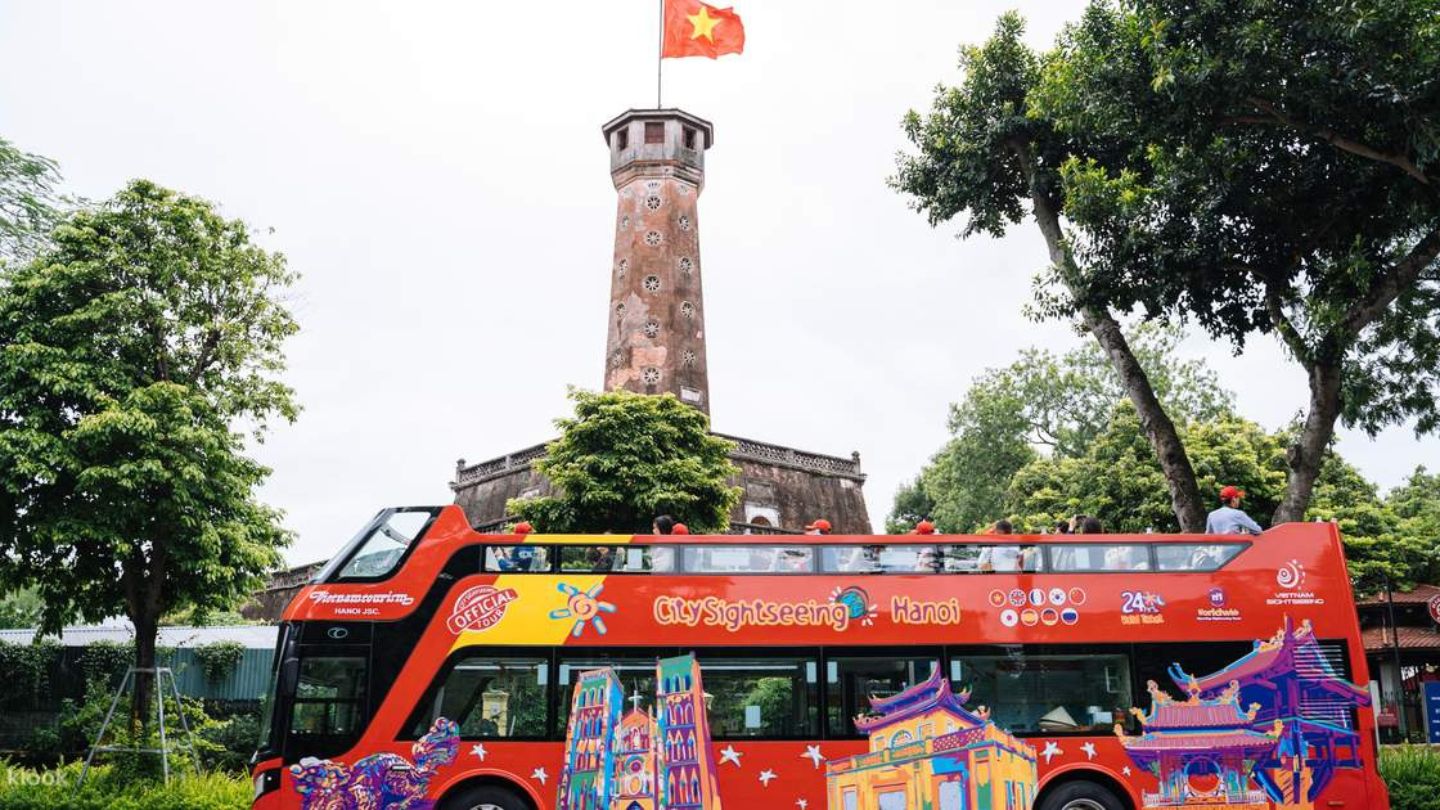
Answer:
top-left (830, 586), bottom-right (878, 626)
top-left (550, 582), bottom-right (618, 637)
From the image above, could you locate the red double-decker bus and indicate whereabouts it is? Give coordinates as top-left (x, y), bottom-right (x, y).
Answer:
top-left (250, 505), bottom-right (1390, 810)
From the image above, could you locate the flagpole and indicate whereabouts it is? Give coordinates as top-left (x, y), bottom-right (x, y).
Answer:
top-left (656, 0), bottom-right (664, 107)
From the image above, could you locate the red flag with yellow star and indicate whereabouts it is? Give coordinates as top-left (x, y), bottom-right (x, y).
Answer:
top-left (662, 0), bottom-right (745, 59)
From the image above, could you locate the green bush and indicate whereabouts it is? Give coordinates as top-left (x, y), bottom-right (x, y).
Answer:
top-left (1382, 744), bottom-right (1440, 810)
top-left (0, 761), bottom-right (248, 810)
top-left (193, 642), bottom-right (246, 685)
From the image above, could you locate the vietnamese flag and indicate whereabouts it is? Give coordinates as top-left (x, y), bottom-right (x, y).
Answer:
top-left (662, 0), bottom-right (745, 59)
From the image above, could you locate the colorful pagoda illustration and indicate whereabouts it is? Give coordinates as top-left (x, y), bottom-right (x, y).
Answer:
top-left (1119, 618), bottom-right (1371, 810)
top-left (825, 668), bottom-right (1037, 810)
top-left (558, 653), bottom-right (722, 810)
top-left (559, 668), bottom-right (625, 810)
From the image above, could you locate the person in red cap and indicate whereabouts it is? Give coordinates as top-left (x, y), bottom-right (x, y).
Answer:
top-left (1206, 485), bottom-right (1263, 535)
top-left (913, 519), bottom-right (935, 535)
top-left (805, 518), bottom-right (832, 535)
top-left (671, 523), bottom-right (689, 535)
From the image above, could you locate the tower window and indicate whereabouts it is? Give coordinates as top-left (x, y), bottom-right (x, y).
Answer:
top-left (644, 320), bottom-right (660, 338)
top-left (642, 367), bottom-right (661, 385)
top-left (645, 122), bottom-right (665, 144)
top-left (615, 302), bottom-right (626, 316)
top-left (616, 128), bottom-right (629, 150)
top-left (683, 127), bottom-right (698, 150)
top-left (681, 301), bottom-right (695, 318)
top-left (677, 256), bottom-right (693, 274)
top-left (617, 258), bottom-right (628, 277)
top-left (643, 275), bottom-right (661, 292)
top-left (644, 231), bottom-right (663, 246)
top-left (678, 215), bottom-right (691, 231)
top-left (645, 195), bottom-right (662, 211)
top-left (682, 350), bottom-right (696, 368)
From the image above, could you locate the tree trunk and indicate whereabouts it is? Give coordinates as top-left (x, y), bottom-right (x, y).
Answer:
top-left (1273, 358), bottom-right (1343, 523)
top-left (131, 611), bottom-right (158, 730)
top-left (1015, 142), bottom-right (1208, 532)
top-left (1081, 310), bottom-right (1208, 532)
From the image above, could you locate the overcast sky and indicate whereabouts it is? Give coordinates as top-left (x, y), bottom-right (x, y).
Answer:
top-left (2, 1), bottom-right (1435, 567)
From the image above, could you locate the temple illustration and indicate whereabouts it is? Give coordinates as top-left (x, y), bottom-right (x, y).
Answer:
top-left (825, 668), bottom-right (1037, 810)
top-left (1119, 618), bottom-right (1371, 810)
top-left (557, 653), bottom-right (722, 810)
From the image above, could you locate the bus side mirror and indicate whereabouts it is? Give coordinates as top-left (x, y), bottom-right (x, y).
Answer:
top-left (279, 658), bottom-right (300, 696)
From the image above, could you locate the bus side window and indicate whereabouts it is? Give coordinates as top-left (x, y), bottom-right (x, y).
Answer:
top-left (1154, 543), bottom-right (1245, 571)
top-left (953, 649), bottom-right (1131, 735)
top-left (975, 545), bottom-right (1042, 573)
top-left (826, 655), bottom-right (938, 737)
top-left (288, 656), bottom-right (368, 758)
top-left (1049, 544), bottom-right (1149, 572)
top-left (484, 545), bottom-right (551, 573)
top-left (409, 654), bottom-right (549, 739)
top-left (698, 653), bottom-right (819, 738)
top-left (684, 545), bottom-right (814, 573)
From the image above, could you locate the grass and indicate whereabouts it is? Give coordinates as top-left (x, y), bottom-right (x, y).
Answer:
top-left (0, 761), bottom-right (249, 810)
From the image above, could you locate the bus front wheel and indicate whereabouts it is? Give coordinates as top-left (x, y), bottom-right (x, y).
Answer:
top-left (440, 782), bottom-right (533, 810)
top-left (1036, 780), bottom-right (1129, 810)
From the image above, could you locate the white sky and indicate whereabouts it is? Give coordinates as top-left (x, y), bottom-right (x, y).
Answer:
top-left (2, 1), bottom-right (1435, 567)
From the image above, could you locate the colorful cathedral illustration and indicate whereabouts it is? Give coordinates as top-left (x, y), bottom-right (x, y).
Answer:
top-left (1119, 618), bottom-right (1372, 810)
top-left (557, 653), bottom-right (722, 810)
top-left (825, 668), bottom-right (1038, 810)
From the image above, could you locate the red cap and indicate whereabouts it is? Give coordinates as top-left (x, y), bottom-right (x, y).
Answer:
top-left (805, 519), bottom-right (832, 532)
top-left (672, 523), bottom-right (689, 535)
top-left (1219, 485), bottom-right (1246, 501)
top-left (914, 520), bottom-right (935, 535)
top-left (513, 521), bottom-right (533, 534)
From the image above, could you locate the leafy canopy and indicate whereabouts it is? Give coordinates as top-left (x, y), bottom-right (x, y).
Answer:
top-left (510, 389), bottom-right (740, 534)
top-left (889, 325), bottom-right (1230, 533)
top-left (0, 179), bottom-right (298, 639)
top-left (0, 136), bottom-right (62, 265)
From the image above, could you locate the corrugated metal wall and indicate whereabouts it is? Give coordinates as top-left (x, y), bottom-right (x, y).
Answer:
top-left (167, 647), bottom-right (275, 702)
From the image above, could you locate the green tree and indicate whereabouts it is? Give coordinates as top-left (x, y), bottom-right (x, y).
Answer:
top-left (1033, 0), bottom-right (1440, 524)
top-left (0, 587), bottom-right (43, 630)
top-left (0, 136), bottom-right (62, 265)
top-left (890, 325), bottom-right (1231, 532)
top-left (0, 179), bottom-right (297, 723)
top-left (892, 14), bottom-right (1211, 531)
top-left (509, 389), bottom-right (740, 533)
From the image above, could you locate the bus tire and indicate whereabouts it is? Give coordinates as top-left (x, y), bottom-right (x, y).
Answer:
top-left (440, 782), bottom-right (533, 810)
top-left (1037, 779), bottom-right (1128, 810)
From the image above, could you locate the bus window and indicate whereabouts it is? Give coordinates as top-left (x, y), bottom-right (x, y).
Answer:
top-left (558, 653), bottom-right (657, 731)
top-left (1154, 543), bottom-right (1245, 571)
top-left (826, 655), bottom-right (938, 737)
top-left (968, 545), bottom-right (1042, 573)
top-left (954, 650), bottom-right (1132, 735)
top-left (288, 656), bottom-right (367, 757)
top-left (410, 654), bottom-right (548, 739)
top-left (483, 545), bottom-right (551, 573)
top-left (1049, 544), bottom-right (1150, 572)
top-left (559, 545), bottom-right (661, 573)
top-left (335, 510), bottom-right (434, 580)
top-left (683, 546), bottom-right (814, 573)
top-left (821, 546), bottom-right (938, 573)
top-left (699, 654), bottom-right (819, 738)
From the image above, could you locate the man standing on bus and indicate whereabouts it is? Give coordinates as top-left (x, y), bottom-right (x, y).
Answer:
top-left (1206, 485), bottom-right (1264, 535)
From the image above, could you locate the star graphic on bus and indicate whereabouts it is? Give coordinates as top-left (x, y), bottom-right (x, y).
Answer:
top-left (720, 745), bottom-right (743, 766)
top-left (549, 581), bottom-right (618, 637)
top-left (1040, 740), bottom-right (1063, 763)
top-left (801, 744), bottom-right (824, 768)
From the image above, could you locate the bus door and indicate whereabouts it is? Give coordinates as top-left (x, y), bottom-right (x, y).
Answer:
top-left (282, 621), bottom-right (374, 762)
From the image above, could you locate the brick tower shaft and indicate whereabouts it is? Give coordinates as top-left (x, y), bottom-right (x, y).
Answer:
top-left (601, 109), bottom-right (714, 413)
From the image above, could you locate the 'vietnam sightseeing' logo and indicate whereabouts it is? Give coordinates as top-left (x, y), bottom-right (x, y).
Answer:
top-left (1269, 559), bottom-right (1323, 607)
top-left (447, 585), bottom-right (518, 633)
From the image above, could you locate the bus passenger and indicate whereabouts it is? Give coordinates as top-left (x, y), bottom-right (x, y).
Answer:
top-left (1206, 486), bottom-right (1263, 535)
top-left (653, 515), bottom-right (676, 535)
top-left (805, 519), bottom-right (832, 535)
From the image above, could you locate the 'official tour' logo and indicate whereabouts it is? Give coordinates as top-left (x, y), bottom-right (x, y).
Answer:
top-left (448, 585), bottom-right (518, 633)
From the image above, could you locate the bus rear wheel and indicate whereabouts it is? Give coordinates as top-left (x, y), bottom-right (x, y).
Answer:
top-left (1037, 780), bottom-right (1129, 810)
top-left (440, 783), bottom-right (532, 810)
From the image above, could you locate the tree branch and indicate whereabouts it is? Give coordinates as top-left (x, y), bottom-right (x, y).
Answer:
top-left (1339, 223), bottom-right (1440, 340)
top-left (1244, 96), bottom-right (1431, 186)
